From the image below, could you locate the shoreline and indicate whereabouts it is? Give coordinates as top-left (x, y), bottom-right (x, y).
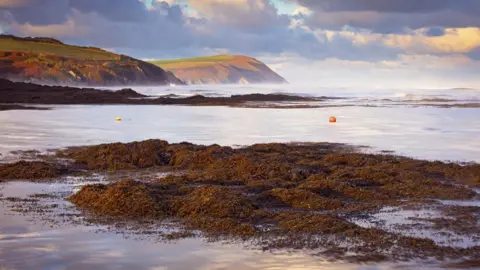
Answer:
top-left (2, 79), bottom-right (480, 109)
top-left (0, 79), bottom-right (320, 108)
top-left (0, 139), bottom-right (479, 265)
top-left (0, 104), bottom-right (51, 111)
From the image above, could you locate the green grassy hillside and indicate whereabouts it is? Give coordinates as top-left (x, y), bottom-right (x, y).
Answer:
top-left (0, 35), bottom-right (182, 85)
top-left (149, 55), bottom-right (287, 84)
top-left (0, 38), bottom-right (117, 60)
top-left (151, 55), bottom-right (237, 69)
top-left (152, 55), bottom-right (234, 65)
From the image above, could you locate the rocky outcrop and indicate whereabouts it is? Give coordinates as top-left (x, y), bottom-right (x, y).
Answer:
top-left (150, 55), bottom-right (288, 85)
top-left (0, 35), bottom-right (183, 86)
top-left (0, 78), bottom-right (315, 107)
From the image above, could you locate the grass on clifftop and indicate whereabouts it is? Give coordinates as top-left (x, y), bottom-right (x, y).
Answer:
top-left (0, 38), bottom-right (118, 60)
top-left (150, 55), bottom-right (244, 69)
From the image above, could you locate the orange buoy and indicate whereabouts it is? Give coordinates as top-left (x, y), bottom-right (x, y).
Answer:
top-left (329, 116), bottom-right (337, 123)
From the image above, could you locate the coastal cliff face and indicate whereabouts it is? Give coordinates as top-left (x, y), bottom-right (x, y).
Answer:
top-left (150, 55), bottom-right (288, 85)
top-left (0, 35), bottom-right (183, 86)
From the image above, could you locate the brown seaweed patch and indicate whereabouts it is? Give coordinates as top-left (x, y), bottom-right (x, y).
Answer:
top-left (274, 212), bottom-right (357, 233)
top-left (24, 139), bottom-right (480, 261)
top-left (0, 161), bottom-right (63, 180)
top-left (69, 181), bottom-right (258, 238)
top-left (183, 216), bottom-right (256, 238)
top-left (172, 186), bottom-right (257, 219)
top-left (68, 180), bottom-right (167, 218)
top-left (60, 139), bottom-right (170, 170)
top-left (264, 188), bottom-right (342, 210)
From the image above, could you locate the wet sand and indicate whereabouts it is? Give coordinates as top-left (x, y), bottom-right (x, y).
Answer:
top-left (1, 139), bottom-right (479, 267)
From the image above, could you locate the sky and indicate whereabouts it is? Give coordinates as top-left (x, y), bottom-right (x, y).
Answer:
top-left (0, 0), bottom-right (479, 88)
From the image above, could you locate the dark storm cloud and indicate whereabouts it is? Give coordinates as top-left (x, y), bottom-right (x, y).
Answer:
top-left (60, 1), bottom-right (191, 51)
top-left (0, 0), bottom-right (69, 25)
top-left (292, 0), bottom-right (480, 33)
top-left (295, 0), bottom-right (480, 14)
top-left (424, 27), bottom-right (445, 37)
top-left (0, 0), bottom-right (148, 25)
top-left (70, 0), bottom-right (148, 22)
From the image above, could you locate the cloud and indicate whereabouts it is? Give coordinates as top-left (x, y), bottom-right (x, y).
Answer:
top-left (188, 0), bottom-right (288, 30)
top-left (383, 27), bottom-right (480, 54)
top-left (2, 0), bottom-right (330, 61)
top-left (0, 0), bottom-right (32, 8)
top-left (1, 0), bottom-right (480, 87)
top-left (11, 16), bottom-right (88, 38)
top-left (424, 27), bottom-right (445, 37)
top-left (292, 0), bottom-right (480, 33)
top-left (294, 0), bottom-right (480, 14)
top-left (69, 0), bottom-right (149, 22)
top-left (0, 0), bottom-right (149, 26)
top-left (0, 0), bottom-right (70, 25)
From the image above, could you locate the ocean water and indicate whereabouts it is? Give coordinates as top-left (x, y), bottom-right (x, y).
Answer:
top-left (1, 84), bottom-right (480, 269)
top-left (1, 84), bottom-right (479, 162)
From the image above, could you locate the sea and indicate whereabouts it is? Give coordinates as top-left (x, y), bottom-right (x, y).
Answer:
top-left (1, 84), bottom-right (479, 162)
top-left (0, 84), bottom-right (479, 270)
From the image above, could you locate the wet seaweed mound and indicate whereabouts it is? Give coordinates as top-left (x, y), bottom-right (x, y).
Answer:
top-left (0, 161), bottom-right (62, 180)
top-left (61, 139), bottom-right (170, 170)
top-left (173, 186), bottom-right (257, 219)
top-left (63, 139), bottom-right (480, 261)
top-left (69, 179), bottom-right (166, 218)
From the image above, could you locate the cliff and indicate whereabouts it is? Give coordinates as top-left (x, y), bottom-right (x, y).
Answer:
top-left (149, 55), bottom-right (288, 85)
top-left (0, 35), bottom-right (183, 86)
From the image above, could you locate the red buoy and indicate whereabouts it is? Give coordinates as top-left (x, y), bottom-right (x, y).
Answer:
top-left (329, 116), bottom-right (337, 123)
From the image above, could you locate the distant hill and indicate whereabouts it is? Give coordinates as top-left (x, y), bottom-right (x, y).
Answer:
top-left (0, 35), bottom-right (183, 86)
top-left (149, 55), bottom-right (287, 85)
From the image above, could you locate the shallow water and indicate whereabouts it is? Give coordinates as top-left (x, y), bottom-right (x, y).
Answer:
top-left (350, 205), bottom-right (479, 249)
top-left (1, 85), bottom-right (479, 162)
top-left (1, 105), bottom-right (479, 162)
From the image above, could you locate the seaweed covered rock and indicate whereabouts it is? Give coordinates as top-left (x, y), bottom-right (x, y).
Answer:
top-left (68, 180), bottom-right (166, 218)
top-left (0, 161), bottom-right (61, 180)
top-left (59, 139), bottom-right (480, 261)
top-left (264, 188), bottom-right (342, 210)
top-left (167, 143), bottom-right (234, 169)
top-left (173, 186), bottom-right (257, 219)
top-left (274, 212), bottom-right (358, 233)
top-left (69, 181), bottom-right (258, 237)
top-left (183, 216), bottom-right (256, 238)
top-left (61, 139), bottom-right (170, 170)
